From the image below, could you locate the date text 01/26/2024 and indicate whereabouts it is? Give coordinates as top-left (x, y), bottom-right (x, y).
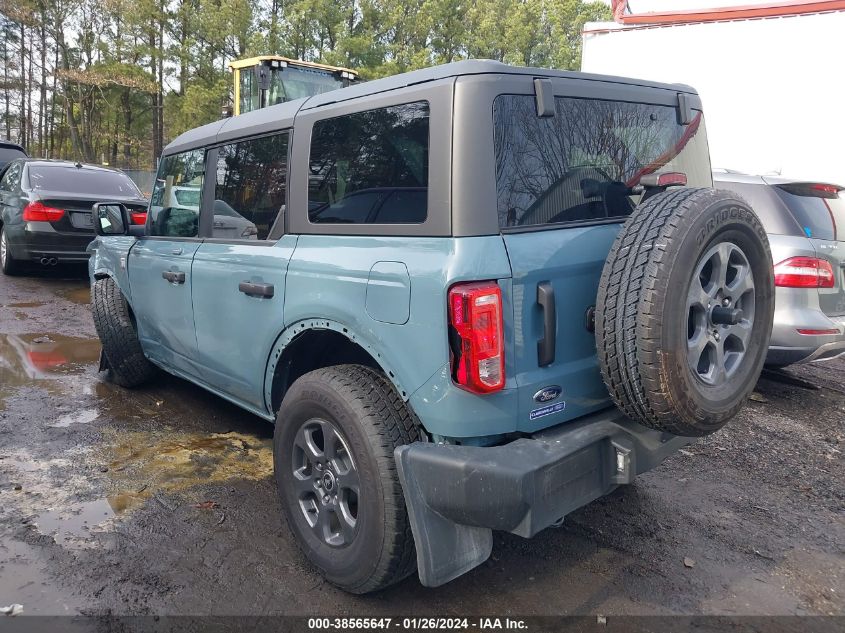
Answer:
top-left (307, 618), bottom-right (529, 630)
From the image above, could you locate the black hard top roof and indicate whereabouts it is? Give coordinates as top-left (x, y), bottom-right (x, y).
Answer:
top-left (165, 59), bottom-right (699, 155)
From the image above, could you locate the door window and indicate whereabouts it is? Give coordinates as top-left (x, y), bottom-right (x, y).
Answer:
top-left (149, 149), bottom-right (205, 238)
top-left (308, 101), bottom-right (429, 225)
top-left (213, 132), bottom-right (289, 240)
top-left (493, 95), bottom-right (712, 229)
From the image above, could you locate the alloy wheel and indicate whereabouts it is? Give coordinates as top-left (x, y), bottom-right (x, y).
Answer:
top-left (291, 418), bottom-right (359, 547)
top-left (686, 241), bottom-right (756, 386)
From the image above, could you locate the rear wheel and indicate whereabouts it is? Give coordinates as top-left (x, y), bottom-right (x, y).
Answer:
top-left (0, 226), bottom-right (21, 275)
top-left (596, 188), bottom-right (774, 436)
top-left (274, 364), bottom-right (420, 594)
top-left (91, 277), bottom-right (156, 387)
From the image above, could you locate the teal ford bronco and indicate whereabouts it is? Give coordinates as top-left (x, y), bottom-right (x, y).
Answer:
top-left (88, 61), bottom-right (774, 593)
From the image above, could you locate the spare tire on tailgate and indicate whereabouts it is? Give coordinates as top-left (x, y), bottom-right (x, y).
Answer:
top-left (596, 187), bottom-right (774, 437)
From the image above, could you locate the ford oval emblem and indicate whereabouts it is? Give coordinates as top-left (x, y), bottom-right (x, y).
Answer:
top-left (533, 386), bottom-right (562, 403)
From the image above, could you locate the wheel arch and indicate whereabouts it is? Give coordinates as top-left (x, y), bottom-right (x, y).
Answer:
top-left (91, 270), bottom-right (138, 319)
top-left (264, 319), bottom-right (413, 418)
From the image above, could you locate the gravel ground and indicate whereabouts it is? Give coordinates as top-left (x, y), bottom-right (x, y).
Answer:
top-left (0, 267), bottom-right (842, 620)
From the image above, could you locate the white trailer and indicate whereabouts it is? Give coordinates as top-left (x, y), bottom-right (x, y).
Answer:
top-left (582, 3), bottom-right (845, 186)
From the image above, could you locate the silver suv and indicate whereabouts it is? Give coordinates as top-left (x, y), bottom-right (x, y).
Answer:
top-left (715, 171), bottom-right (845, 366)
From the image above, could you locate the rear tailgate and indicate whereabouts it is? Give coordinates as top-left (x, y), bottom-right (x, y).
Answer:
top-left (769, 182), bottom-right (845, 317)
top-left (493, 87), bottom-right (712, 432)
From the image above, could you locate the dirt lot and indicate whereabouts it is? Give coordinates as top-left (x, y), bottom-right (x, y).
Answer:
top-left (0, 267), bottom-right (842, 620)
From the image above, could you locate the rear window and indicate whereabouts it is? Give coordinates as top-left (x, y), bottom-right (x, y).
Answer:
top-left (29, 165), bottom-right (142, 198)
top-left (774, 185), bottom-right (845, 242)
top-left (493, 95), bottom-right (712, 229)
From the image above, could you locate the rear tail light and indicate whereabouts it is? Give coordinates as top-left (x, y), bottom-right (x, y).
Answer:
top-left (811, 183), bottom-right (842, 195)
top-left (448, 281), bottom-right (505, 393)
top-left (129, 211), bottom-right (147, 225)
top-left (797, 328), bottom-right (840, 336)
top-left (639, 171), bottom-right (687, 188)
top-left (22, 202), bottom-right (65, 222)
top-left (773, 257), bottom-right (835, 288)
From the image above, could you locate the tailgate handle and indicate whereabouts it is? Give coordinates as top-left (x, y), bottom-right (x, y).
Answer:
top-left (239, 281), bottom-right (274, 298)
top-left (161, 270), bottom-right (186, 284)
top-left (537, 281), bottom-right (556, 367)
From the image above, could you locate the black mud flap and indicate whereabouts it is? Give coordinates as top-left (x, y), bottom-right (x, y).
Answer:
top-left (98, 349), bottom-right (109, 372)
top-left (395, 445), bottom-right (493, 587)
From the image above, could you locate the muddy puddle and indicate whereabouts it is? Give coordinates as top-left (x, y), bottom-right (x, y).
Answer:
top-left (0, 536), bottom-right (83, 614)
top-left (3, 300), bottom-right (46, 308)
top-left (34, 498), bottom-right (115, 550)
top-left (101, 430), bottom-right (274, 511)
top-left (51, 408), bottom-right (99, 428)
top-left (0, 333), bottom-right (100, 410)
top-left (2, 448), bottom-right (122, 552)
top-left (58, 285), bottom-right (91, 305)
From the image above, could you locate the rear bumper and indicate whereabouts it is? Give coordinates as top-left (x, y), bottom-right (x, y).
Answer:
top-left (767, 340), bottom-right (845, 365)
top-left (5, 222), bottom-right (93, 262)
top-left (395, 408), bottom-right (691, 587)
top-left (768, 309), bottom-right (845, 365)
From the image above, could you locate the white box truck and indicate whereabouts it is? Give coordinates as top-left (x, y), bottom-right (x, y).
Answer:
top-left (582, 2), bottom-right (845, 185)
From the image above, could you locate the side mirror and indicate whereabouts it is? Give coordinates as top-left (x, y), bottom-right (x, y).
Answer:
top-left (93, 202), bottom-right (129, 236)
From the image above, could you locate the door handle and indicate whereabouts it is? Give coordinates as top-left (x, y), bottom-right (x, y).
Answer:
top-left (537, 281), bottom-right (556, 367)
top-left (239, 281), bottom-right (274, 298)
top-left (162, 270), bottom-right (186, 284)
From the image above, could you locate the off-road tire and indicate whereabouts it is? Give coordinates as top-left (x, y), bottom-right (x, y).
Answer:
top-left (274, 364), bottom-right (420, 594)
top-left (596, 188), bottom-right (774, 437)
top-left (0, 226), bottom-right (20, 275)
top-left (91, 276), bottom-right (156, 388)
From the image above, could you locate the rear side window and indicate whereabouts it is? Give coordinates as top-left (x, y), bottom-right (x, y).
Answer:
top-left (214, 132), bottom-right (289, 240)
top-left (774, 184), bottom-right (845, 242)
top-left (493, 95), bottom-right (712, 229)
top-left (28, 165), bottom-right (142, 197)
top-left (308, 102), bottom-right (429, 225)
top-left (149, 149), bottom-right (205, 238)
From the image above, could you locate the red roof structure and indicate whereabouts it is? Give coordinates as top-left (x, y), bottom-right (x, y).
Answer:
top-left (610, 0), bottom-right (845, 24)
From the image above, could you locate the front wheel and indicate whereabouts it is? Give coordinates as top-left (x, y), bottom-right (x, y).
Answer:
top-left (91, 277), bottom-right (157, 387)
top-left (274, 364), bottom-right (420, 594)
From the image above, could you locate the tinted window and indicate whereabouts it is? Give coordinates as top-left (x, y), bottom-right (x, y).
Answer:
top-left (214, 132), bottom-right (289, 240)
top-left (28, 165), bottom-right (142, 197)
top-left (308, 102), bottom-right (429, 225)
top-left (267, 67), bottom-right (343, 104)
top-left (149, 149), bottom-right (204, 238)
top-left (494, 96), bottom-right (712, 228)
top-left (0, 147), bottom-right (26, 169)
top-left (774, 185), bottom-right (845, 242)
